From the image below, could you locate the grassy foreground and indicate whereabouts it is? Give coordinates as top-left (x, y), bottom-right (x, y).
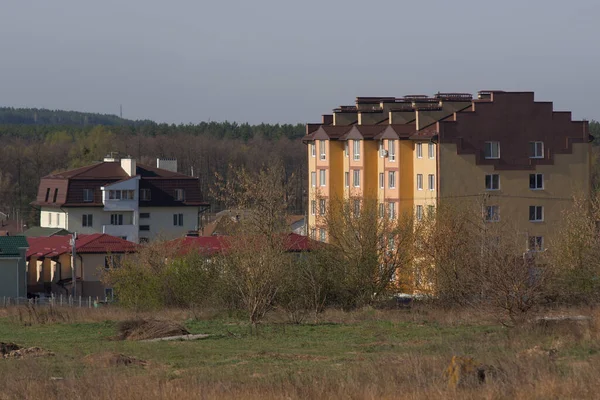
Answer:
top-left (1, 305), bottom-right (600, 399)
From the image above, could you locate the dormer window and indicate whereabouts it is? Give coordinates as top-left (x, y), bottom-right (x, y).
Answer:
top-left (175, 189), bottom-right (185, 201)
top-left (45, 188), bottom-right (50, 202)
top-left (319, 140), bottom-right (326, 160)
top-left (529, 141), bottom-right (544, 159)
top-left (311, 142), bottom-right (316, 157)
top-left (353, 140), bottom-right (360, 161)
top-left (53, 188), bottom-right (58, 203)
top-left (484, 141), bottom-right (500, 159)
top-left (83, 189), bottom-right (94, 202)
top-left (140, 189), bottom-right (151, 201)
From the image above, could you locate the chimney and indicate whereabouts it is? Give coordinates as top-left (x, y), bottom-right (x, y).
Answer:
top-left (322, 114), bottom-right (333, 125)
top-left (157, 158), bottom-right (177, 173)
top-left (120, 156), bottom-right (136, 177)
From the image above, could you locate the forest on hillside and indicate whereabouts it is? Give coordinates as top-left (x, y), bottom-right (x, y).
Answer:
top-left (0, 107), bottom-right (598, 228)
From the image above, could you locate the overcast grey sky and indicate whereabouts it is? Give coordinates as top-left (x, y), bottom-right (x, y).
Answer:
top-left (1, 0), bottom-right (598, 124)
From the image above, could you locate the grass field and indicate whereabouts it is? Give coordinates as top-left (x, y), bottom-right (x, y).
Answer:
top-left (1, 305), bottom-right (599, 399)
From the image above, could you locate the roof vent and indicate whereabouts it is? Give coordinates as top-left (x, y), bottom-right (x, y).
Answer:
top-left (157, 158), bottom-right (178, 173)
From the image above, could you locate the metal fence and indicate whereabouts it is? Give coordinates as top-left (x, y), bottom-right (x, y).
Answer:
top-left (1, 295), bottom-right (112, 308)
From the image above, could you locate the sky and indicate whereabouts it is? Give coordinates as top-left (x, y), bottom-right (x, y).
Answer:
top-left (1, 0), bottom-right (599, 124)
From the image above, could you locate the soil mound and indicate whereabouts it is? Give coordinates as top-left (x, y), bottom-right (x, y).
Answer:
top-left (0, 342), bottom-right (54, 359)
top-left (116, 319), bottom-right (189, 341)
top-left (84, 352), bottom-right (147, 367)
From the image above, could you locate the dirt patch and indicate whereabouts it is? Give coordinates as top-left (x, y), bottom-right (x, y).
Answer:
top-left (0, 342), bottom-right (54, 359)
top-left (84, 352), bottom-right (147, 367)
top-left (116, 319), bottom-right (189, 341)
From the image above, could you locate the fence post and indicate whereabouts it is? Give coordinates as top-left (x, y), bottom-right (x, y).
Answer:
top-left (88, 296), bottom-right (91, 308)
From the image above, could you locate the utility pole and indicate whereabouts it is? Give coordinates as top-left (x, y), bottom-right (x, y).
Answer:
top-left (70, 232), bottom-right (77, 298)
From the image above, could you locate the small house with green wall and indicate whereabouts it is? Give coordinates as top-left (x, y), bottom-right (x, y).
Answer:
top-left (0, 236), bottom-right (28, 298)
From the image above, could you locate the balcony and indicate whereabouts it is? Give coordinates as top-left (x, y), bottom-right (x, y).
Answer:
top-left (102, 224), bottom-right (138, 242)
top-left (103, 199), bottom-right (137, 212)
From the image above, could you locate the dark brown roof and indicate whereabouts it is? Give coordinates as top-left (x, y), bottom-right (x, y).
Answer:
top-left (44, 161), bottom-right (194, 180)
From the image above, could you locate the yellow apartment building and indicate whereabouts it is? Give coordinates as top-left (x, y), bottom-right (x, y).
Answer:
top-left (304, 91), bottom-right (591, 254)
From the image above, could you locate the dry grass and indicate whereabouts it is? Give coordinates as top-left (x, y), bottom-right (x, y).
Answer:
top-left (1, 304), bottom-right (600, 399)
top-left (115, 319), bottom-right (190, 341)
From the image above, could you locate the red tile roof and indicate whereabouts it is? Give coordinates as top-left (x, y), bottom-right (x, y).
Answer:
top-left (172, 233), bottom-right (319, 256)
top-left (26, 234), bottom-right (138, 259)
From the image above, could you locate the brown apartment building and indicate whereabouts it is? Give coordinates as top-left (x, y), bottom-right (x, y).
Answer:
top-left (304, 91), bottom-right (591, 251)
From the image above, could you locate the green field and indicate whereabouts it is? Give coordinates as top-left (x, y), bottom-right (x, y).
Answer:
top-left (0, 306), bottom-right (599, 399)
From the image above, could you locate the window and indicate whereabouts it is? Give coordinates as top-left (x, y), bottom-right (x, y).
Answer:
top-left (353, 140), bottom-right (360, 160)
top-left (139, 213), bottom-right (150, 219)
top-left (416, 205), bottom-right (423, 221)
top-left (48, 213), bottom-right (52, 226)
top-left (310, 228), bottom-right (316, 240)
top-left (104, 255), bottom-right (122, 269)
top-left (175, 189), bottom-right (185, 201)
top-left (82, 214), bottom-right (93, 227)
top-left (389, 140), bottom-right (396, 161)
top-left (353, 170), bottom-right (360, 187)
top-left (319, 199), bottom-right (326, 216)
top-left (353, 199), bottom-right (360, 216)
top-left (416, 143), bottom-right (423, 158)
top-left (110, 214), bottom-right (124, 225)
top-left (56, 213), bottom-right (61, 226)
top-left (319, 169), bottom-right (326, 187)
top-left (345, 172), bottom-right (349, 188)
top-left (389, 171), bottom-right (396, 189)
top-left (379, 141), bottom-right (385, 158)
top-left (140, 225), bottom-right (150, 231)
top-left (529, 141), bottom-right (544, 159)
top-left (140, 189), bottom-right (151, 201)
top-left (53, 188), bottom-right (58, 203)
top-left (45, 188), bottom-right (50, 202)
top-left (173, 213), bottom-right (183, 226)
top-left (104, 288), bottom-right (114, 301)
top-left (139, 237), bottom-right (149, 243)
top-left (379, 173), bottom-right (384, 189)
top-left (428, 143), bottom-right (435, 159)
top-left (428, 174), bottom-right (435, 191)
top-left (529, 174), bottom-right (543, 190)
top-left (344, 141), bottom-right (349, 157)
top-left (379, 203), bottom-right (385, 218)
top-left (83, 189), bottom-right (94, 202)
top-left (529, 206), bottom-right (544, 222)
top-left (319, 228), bottom-right (326, 242)
top-left (485, 174), bottom-right (500, 190)
top-left (428, 205), bottom-right (435, 216)
top-left (484, 141), bottom-right (500, 159)
top-left (311, 142), bottom-right (316, 157)
top-left (388, 202), bottom-right (396, 220)
top-left (311, 172), bottom-right (316, 187)
top-left (528, 236), bottom-right (544, 252)
top-left (485, 205), bottom-right (500, 222)
top-left (115, 190), bottom-right (122, 200)
top-left (417, 174), bottom-right (423, 190)
top-left (311, 200), bottom-right (316, 216)
top-left (319, 140), bottom-right (326, 160)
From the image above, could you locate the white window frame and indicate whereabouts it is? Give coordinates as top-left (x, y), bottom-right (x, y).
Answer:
top-left (48, 213), bottom-right (52, 226)
top-left (353, 140), bottom-right (360, 161)
top-left (428, 174), bottom-right (435, 191)
top-left (140, 188), bottom-right (151, 201)
top-left (379, 141), bottom-right (385, 158)
top-left (529, 205), bottom-right (544, 222)
top-left (319, 169), bottom-right (326, 187)
top-left (389, 171), bottom-right (396, 189)
top-left (311, 172), bottom-right (316, 188)
top-left (428, 143), bottom-right (435, 159)
top-left (416, 174), bottom-right (423, 190)
top-left (344, 141), bottom-right (349, 158)
top-left (353, 199), bottom-right (361, 216)
top-left (416, 205), bottom-right (423, 221)
top-left (83, 189), bottom-right (94, 202)
top-left (379, 203), bottom-right (385, 218)
top-left (173, 213), bottom-right (183, 226)
top-left (56, 213), bottom-right (61, 226)
top-left (319, 228), bottom-right (326, 242)
top-left (82, 214), bottom-right (93, 227)
top-left (389, 140), bottom-right (396, 162)
top-left (416, 143), bottom-right (423, 158)
top-left (528, 236), bottom-right (544, 252)
top-left (485, 205), bottom-right (500, 222)
top-left (529, 141), bottom-right (544, 159)
top-left (344, 172), bottom-right (349, 188)
top-left (379, 173), bottom-right (384, 189)
top-left (311, 142), bottom-right (316, 157)
top-left (311, 200), bottom-right (316, 216)
top-left (484, 141), bottom-right (500, 159)
top-left (319, 140), bottom-right (326, 160)
top-left (111, 213), bottom-right (124, 226)
top-left (175, 189), bottom-right (185, 201)
top-left (319, 199), bottom-right (326, 216)
top-left (353, 170), bottom-right (360, 188)
top-left (485, 174), bottom-right (500, 190)
top-left (388, 202), bottom-right (396, 220)
top-left (529, 173), bottom-right (544, 190)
